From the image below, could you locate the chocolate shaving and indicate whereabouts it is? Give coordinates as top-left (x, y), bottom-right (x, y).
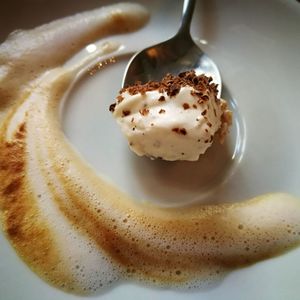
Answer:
top-left (182, 103), bottom-right (190, 110)
top-left (122, 110), bottom-right (131, 117)
top-left (109, 103), bottom-right (116, 112)
top-left (167, 83), bottom-right (180, 97)
top-left (139, 108), bottom-right (149, 116)
top-left (180, 128), bottom-right (187, 135)
top-left (202, 95), bottom-right (209, 101)
top-left (118, 70), bottom-right (219, 100)
top-left (117, 95), bottom-right (124, 103)
top-left (172, 127), bottom-right (187, 135)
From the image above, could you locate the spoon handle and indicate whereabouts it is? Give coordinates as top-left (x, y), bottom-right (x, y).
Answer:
top-left (178, 0), bottom-right (196, 36)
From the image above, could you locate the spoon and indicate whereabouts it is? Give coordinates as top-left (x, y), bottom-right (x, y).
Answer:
top-left (122, 0), bottom-right (222, 96)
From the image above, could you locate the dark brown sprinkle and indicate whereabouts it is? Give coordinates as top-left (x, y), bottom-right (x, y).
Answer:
top-left (201, 109), bottom-right (207, 116)
top-left (117, 95), bottom-right (124, 103)
top-left (202, 95), bottom-right (209, 101)
top-left (205, 139), bottom-right (209, 143)
top-left (205, 128), bottom-right (209, 133)
top-left (197, 139), bottom-right (201, 142)
top-left (193, 77), bottom-right (199, 85)
top-left (139, 108), bottom-right (149, 116)
top-left (192, 104), bottom-right (197, 109)
top-left (182, 103), bottom-right (190, 110)
top-left (210, 135), bottom-right (214, 142)
top-left (191, 91), bottom-right (203, 97)
top-left (151, 123), bottom-right (154, 126)
top-left (120, 70), bottom-right (218, 99)
top-left (109, 103), bottom-right (116, 112)
top-left (122, 110), bottom-right (131, 117)
top-left (159, 109), bottom-right (166, 114)
top-left (132, 127), bottom-right (136, 131)
top-left (131, 117), bottom-right (134, 123)
top-left (211, 83), bottom-right (218, 94)
top-left (214, 108), bottom-right (217, 116)
top-left (167, 83), bottom-right (181, 97)
top-left (172, 127), bottom-right (187, 135)
top-left (172, 127), bottom-right (179, 133)
top-left (158, 95), bottom-right (166, 102)
top-left (180, 128), bottom-right (187, 135)
top-left (181, 152), bottom-right (185, 155)
top-left (207, 122), bottom-right (212, 127)
top-left (18, 123), bottom-right (26, 133)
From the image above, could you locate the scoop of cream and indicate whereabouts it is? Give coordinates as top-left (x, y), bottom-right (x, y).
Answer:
top-left (111, 71), bottom-right (232, 161)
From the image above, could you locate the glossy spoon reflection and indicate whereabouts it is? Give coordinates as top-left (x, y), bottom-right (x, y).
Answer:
top-left (122, 0), bottom-right (222, 96)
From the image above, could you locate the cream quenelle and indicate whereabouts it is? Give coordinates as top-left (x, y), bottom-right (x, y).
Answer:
top-left (110, 71), bottom-right (232, 161)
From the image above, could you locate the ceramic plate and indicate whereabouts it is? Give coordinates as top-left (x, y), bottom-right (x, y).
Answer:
top-left (1, 0), bottom-right (300, 299)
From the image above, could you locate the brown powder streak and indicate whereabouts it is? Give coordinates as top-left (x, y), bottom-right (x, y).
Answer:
top-left (0, 121), bottom-right (75, 292)
top-left (4, 97), bottom-right (300, 290)
top-left (44, 140), bottom-right (300, 285)
top-left (45, 190), bottom-right (202, 283)
top-left (43, 143), bottom-right (213, 282)
top-left (47, 162), bottom-right (174, 276)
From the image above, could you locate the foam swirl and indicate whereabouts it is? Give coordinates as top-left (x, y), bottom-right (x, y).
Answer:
top-left (0, 2), bottom-right (300, 295)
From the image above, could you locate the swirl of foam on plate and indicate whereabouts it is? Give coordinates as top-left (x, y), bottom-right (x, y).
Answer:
top-left (0, 2), bottom-right (300, 295)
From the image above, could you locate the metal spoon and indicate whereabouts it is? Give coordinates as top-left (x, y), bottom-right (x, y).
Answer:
top-left (122, 0), bottom-right (222, 95)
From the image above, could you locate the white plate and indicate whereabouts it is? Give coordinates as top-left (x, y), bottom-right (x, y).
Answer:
top-left (1, 0), bottom-right (300, 299)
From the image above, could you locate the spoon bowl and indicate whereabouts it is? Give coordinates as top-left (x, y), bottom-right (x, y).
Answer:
top-left (122, 0), bottom-right (222, 96)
